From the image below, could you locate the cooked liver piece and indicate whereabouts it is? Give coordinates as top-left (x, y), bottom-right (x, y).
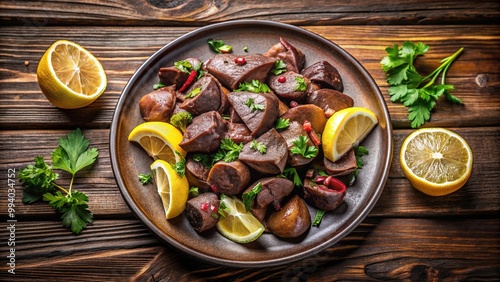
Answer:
top-left (185, 192), bottom-right (219, 233)
top-left (139, 85), bottom-right (176, 122)
top-left (158, 57), bottom-right (202, 89)
top-left (279, 121), bottom-right (316, 166)
top-left (303, 178), bottom-right (346, 211)
top-left (207, 161), bottom-right (251, 196)
top-left (264, 38), bottom-right (306, 73)
top-left (185, 156), bottom-right (211, 190)
top-left (205, 53), bottom-right (276, 89)
top-left (307, 89), bottom-right (354, 117)
top-left (267, 72), bottom-right (310, 101)
top-left (224, 122), bottom-right (253, 145)
top-left (301, 60), bottom-right (344, 92)
top-left (238, 128), bottom-right (288, 175)
top-left (323, 149), bottom-right (357, 176)
top-left (179, 75), bottom-right (221, 115)
top-left (244, 177), bottom-right (294, 210)
top-left (228, 91), bottom-right (279, 137)
top-left (179, 111), bottom-right (227, 153)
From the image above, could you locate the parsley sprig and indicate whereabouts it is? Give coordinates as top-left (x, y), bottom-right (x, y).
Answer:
top-left (347, 146), bottom-right (369, 186)
top-left (250, 140), bottom-right (267, 154)
top-left (272, 60), bottom-right (287, 75)
top-left (18, 129), bottom-right (98, 234)
top-left (381, 41), bottom-right (464, 128)
top-left (275, 118), bottom-right (290, 131)
top-left (290, 135), bottom-right (318, 159)
top-left (235, 80), bottom-right (271, 93)
top-left (244, 97), bottom-right (265, 112)
top-left (242, 182), bottom-right (262, 211)
top-left (208, 39), bottom-right (232, 53)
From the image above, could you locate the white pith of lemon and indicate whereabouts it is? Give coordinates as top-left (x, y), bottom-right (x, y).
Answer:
top-left (150, 159), bottom-right (189, 219)
top-left (37, 40), bottom-right (107, 109)
top-left (322, 107), bottom-right (378, 162)
top-left (400, 127), bottom-right (473, 196)
top-left (128, 121), bottom-right (186, 164)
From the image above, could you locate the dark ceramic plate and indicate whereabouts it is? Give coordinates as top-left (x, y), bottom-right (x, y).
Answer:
top-left (110, 20), bottom-right (392, 268)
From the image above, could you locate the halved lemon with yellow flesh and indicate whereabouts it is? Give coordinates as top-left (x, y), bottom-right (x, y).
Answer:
top-left (400, 128), bottom-right (473, 196)
top-left (37, 40), bottom-right (107, 109)
top-left (322, 107), bottom-right (378, 162)
top-left (216, 195), bottom-right (265, 243)
top-left (128, 122), bottom-right (186, 164)
top-left (150, 160), bottom-right (189, 219)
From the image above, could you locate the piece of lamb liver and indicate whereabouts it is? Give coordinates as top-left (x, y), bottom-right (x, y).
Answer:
top-left (185, 192), bottom-right (219, 233)
top-left (179, 111), bottom-right (227, 153)
top-left (301, 60), bottom-right (343, 92)
top-left (139, 85), bottom-right (177, 122)
top-left (179, 75), bottom-right (221, 115)
top-left (207, 160), bottom-right (251, 196)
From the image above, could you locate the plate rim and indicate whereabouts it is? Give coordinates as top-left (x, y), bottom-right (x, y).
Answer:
top-left (109, 19), bottom-right (393, 268)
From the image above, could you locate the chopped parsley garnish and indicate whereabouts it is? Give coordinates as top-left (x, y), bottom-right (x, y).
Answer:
top-left (294, 76), bottom-right (307, 91)
top-left (139, 173), bottom-right (153, 185)
top-left (189, 186), bottom-right (199, 197)
top-left (282, 167), bottom-right (303, 187)
top-left (185, 87), bottom-right (201, 99)
top-left (208, 39), bottom-right (232, 53)
top-left (348, 146), bottom-right (369, 186)
top-left (235, 80), bottom-right (271, 93)
top-left (275, 117), bottom-right (290, 131)
top-left (174, 60), bottom-right (193, 73)
top-left (244, 97), bottom-right (265, 112)
top-left (272, 60), bottom-right (287, 75)
top-left (312, 209), bottom-right (326, 227)
top-left (171, 151), bottom-right (186, 178)
top-left (242, 182), bottom-right (262, 212)
top-left (153, 82), bottom-right (166, 90)
top-left (250, 140), bottom-right (267, 154)
top-left (290, 135), bottom-right (318, 158)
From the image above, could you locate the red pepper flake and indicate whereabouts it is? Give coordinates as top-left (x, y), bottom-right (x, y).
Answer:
top-left (277, 76), bottom-right (286, 83)
top-left (178, 70), bottom-right (197, 92)
top-left (201, 202), bottom-right (209, 211)
top-left (303, 120), bottom-right (321, 146)
top-left (210, 184), bottom-right (218, 193)
top-left (210, 204), bottom-right (218, 213)
top-left (234, 57), bottom-right (246, 65)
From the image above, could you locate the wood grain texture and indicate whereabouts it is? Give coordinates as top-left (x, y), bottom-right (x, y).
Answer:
top-left (0, 218), bottom-right (498, 280)
top-left (1, 25), bottom-right (499, 130)
top-left (1, 0), bottom-right (499, 26)
top-left (1, 127), bottom-right (498, 220)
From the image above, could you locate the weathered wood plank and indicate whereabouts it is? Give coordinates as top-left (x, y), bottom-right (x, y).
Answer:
top-left (0, 218), bottom-right (498, 280)
top-left (0, 0), bottom-right (498, 26)
top-left (1, 25), bottom-right (498, 130)
top-left (1, 127), bottom-right (498, 219)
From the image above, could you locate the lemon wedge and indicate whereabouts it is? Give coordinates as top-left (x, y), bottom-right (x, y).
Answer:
top-left (216, 195), bottom-right (265, 243)
top-left (128, 122), bottom-right (186, 164)
top-left (322, 107), bottom-right (378, 162)
top-left (400, 127), bottom-right (473, 196)
top-left (37, 40), bottom-right (107, 109)
top-left (150, 160), bottom-right (189, 219)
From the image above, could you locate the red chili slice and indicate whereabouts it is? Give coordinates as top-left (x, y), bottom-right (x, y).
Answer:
top-left (303, 120), bottom-right (321, 146)
top-left (178, 69), bottom-right (197, 92)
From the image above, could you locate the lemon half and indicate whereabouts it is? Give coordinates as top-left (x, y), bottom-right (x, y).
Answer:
top-left (400, 127), bottom-right (473, 196)
top-left (37, 40), bottom-right (107, 109)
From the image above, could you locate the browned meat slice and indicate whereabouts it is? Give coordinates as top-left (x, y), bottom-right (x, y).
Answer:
top-left (207, 161), bottom-right (251, 196)
top-left (224, 122), bottom-right (253, 145)
top-left (267, 72), bottom-right (311, 102)
top-left (205, 53), bottom-right (276, 89)
top-left (303, 170), bottom-right (346, 211)
top-left (185, 155), bottom-right (211, 190)
top-left (244, 177), bottom-right (294, 211)
top-left (264, 38), bottom-right (306, 73)
top-left (185, 192), bottom-right (219, 233)
top-left (279, 121), bottom-right (317, 166)
top-left (158, 58), bottom-right (202, 89)
top-left (301, 60), bottom-right (343, 92)
top-left (228, 91), bottom-right (279, 137)
top-left (180, 75), bottom-right (221, 115)
top-left (324, 149), bottom-right (357, 176)
top-left (280, 104), bottom-right (327, 133)
top-left (179, 111), bottom-right (227, 153)
top-left (238, 129), bottom-right (288, 174)
top-left (266, 195), bottom-right (311, 238)
top-left (139, 85), bottom-right (176, 122)
top-left (307, 89), bottom-right (354, 117)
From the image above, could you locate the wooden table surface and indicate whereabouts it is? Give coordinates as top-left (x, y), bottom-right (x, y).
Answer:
top-left (1, 1), bottom-right (499, 281)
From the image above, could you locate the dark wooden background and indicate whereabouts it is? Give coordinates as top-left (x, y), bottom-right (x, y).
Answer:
top-left (1, 1), bottom-right (499, 281)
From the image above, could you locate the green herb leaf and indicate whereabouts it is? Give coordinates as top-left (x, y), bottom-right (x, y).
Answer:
top-left (294, 76), bottom-right (307, 91)
top-left (218, 195), bottom-right (231, 218)
top-left (18, 156), bottom-right (58, 203)
top-left (272, 60), bottom-right (287, 75)
top-left (348, 146), bottom-right (370, 186)
top-left (189, 186), bottom-right (199, 197)
top-left (208, 39), bottom-right (232, 53)
top-left (174, 60), bottom-right (193, 73)
top-left (185, 87), bottom-right (202, 99)
top-left (219, 138), bottom-right (243, 162)
top-left (381, 42), bottom-right (463, 128)
top-left (282, 167), bottom-right (303, 187)
top-left (242, 182), bottom-right (262, 211)
top-left (235, 80), bottom-right (271, 93)
top-left (171, 151), bottom-right (186, 178)
top-left (244, 97), bottom-right (265, 112)
top-left (139, 173), bottom-right (153, 185)
top-left (275, 118), bottom-right (290, 131)
top-left (312, 209), bottom-right (326, 227)
top-left (250, 140), bottom-right (267, 154)
top-left (153, 82), bottom-right (166, 90)
top-left (290, 135), bottom-right (318, 159)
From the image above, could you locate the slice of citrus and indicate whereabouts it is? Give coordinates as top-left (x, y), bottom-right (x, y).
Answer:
top-left (400, 128), bottom-right (473, 196)
top-left (322, 107), bottom-right (378, 162)
top-left (216, 195), bottom-right (265, 243)
top-left (128, 121), bottom-right (186, 164)
top-left (37, 40), bottom-right (107, 109)
top-left (150, 160), bottom-right (189, 219)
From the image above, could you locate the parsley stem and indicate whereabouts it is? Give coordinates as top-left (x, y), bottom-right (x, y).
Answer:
top-left (68, 174), bottom-right (75, 194)
top-left (421, 47), bottom-right (464, 88)
top-left (54, 183), bottom-right (69, 194)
